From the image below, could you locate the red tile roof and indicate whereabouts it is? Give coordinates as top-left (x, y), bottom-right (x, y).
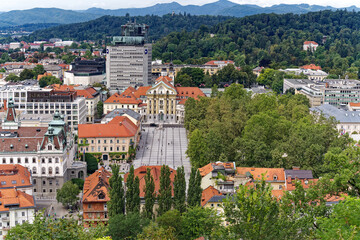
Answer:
top-left (0, 189), bottom-right (35, 212)
top-left (0, 165), bottom-right (32, 189)
top-left (175, 87), bottom-right (206, 100)
top-left (49, 84), bottom-right (97, 99)
top-left (301, 64), bottom-right (322, 70)
top-left (199, 162), bottom-right (235, 177)
top-left (155, 76), bottom-right (173, 83)
top-left (236, 167), bottom-right (285, 182)
top-left (83, 167), bottom-right (111, 203)
top-left (124, 166), bottom-right (176, 198)
top-left (78, 116), bottom-right (138, 138)
top-left (201, 186), bottom-right (223, 207)
top-left (105, 93), bottom-right (142, 105)
top-left (304, 41), bottom-right (318, 45)
top-left (205, 60), bottom-right (234, 66)
top-left (349, 102), bottom-right (360, 107)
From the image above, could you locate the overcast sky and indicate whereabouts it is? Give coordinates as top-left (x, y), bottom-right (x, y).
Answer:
top-left (2, 0), bottom-right (359, 12)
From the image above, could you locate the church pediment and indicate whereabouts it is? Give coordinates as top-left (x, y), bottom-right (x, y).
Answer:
top-left (147, 81), bottom-right (176, 95)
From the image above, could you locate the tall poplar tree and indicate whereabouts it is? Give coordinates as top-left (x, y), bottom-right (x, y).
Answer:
top-left (187, 167), bottom-right (202, 207)
top-left (144, 168), bottom-right (156, 219)
top-left (133, 176), bottom-right (140, 213)
top-left (173, 166), bottom-right (186, 213)
top-left (109, 164), bottom-right (125, 217)
top-left (126, 165), bottom-right (135, 213)
top-left (158, 165), bottom-right (172, 216)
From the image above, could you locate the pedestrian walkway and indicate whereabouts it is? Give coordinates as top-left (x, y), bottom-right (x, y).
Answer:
top-left (133, 126), bottom-right (191, 179)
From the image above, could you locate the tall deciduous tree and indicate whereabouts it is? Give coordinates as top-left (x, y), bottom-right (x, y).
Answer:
top-left (173, 166), bottom-right (186, 213)
top-left (109, 164), bottom-right (125, 217)
top-left (56, 181), bottom-right (80, 208)
top-left (186, 129), bottom-right (207, 168)
top-left (143, 168), bottom-right (156, 219)
top-left (158, 165), bottom-right (172, 216)
top-left (96, 101), bottom-right (104, 119)
top-left (187, 167), bottom-right (202, 207)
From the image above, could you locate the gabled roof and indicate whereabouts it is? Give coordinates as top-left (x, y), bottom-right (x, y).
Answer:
top-left (285, 169), bottom-right (313, 179)
top-left (83, 167), bottom-right (111, 203)
top-left (124, 166), bottom-right (176, 198)
top-left (147, 79), bottom-right (176, 93)
top-left (201, 186), bottom-right (222, 207)
top-left (236, 167), bottom-right (285, 182)
top-left (155, 76), bottom-right (173, 83)
top-left (78, 116), bottom-right (138, 138)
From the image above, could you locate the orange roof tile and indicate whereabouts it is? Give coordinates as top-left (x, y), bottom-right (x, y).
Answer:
top-left (301, 64), bottom-right (322, 70)
top-left (133, 86), bottom-right (151, 98)
top-left (78, 116), bottom-right (138, 138)
top-left (124, 166), bottom-right (176, 198)
top-left (176, 87), bottom-right (205, 100)
top-left (105, 93), bottom-right (142, 105)
top-left (0, 165), bottom-right (32, 189)
top-left (201, 186), bottom-right (223, 207)
top-left (205, 60), bottom-right (234, 66)
top-left (304, 41), bottom-right (318, 45)
top-left (156, 76), bottom-right (173, 82)
top-left (198, 162), bottom-right (235, 177)
top-left (271, 189), bottom-right (285, 199)
top-left (349, 102), bottom-right (360, 107)
top-left (0, 189), bottom-right (35, 211)
top-left (83, 167), bottom-right (111, 203)
top-left (236, 167), bottom-right (285, 182)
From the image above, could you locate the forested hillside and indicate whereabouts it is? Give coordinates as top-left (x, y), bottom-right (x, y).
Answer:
top-left (153, 10), bottom-right (360, 76)
top-left (28, 14), bottom-right (232, 42)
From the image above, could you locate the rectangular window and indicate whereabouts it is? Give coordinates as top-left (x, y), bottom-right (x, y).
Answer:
top-left (22, 212), bottom-right (25, 217)
top-left (11, 180), bottom-right (16, 184)
top-left (1, 181), bottom-right (6, 185)
top-left (88, 204), bottom-right (92, 209)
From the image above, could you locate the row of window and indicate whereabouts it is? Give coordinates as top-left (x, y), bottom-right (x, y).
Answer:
top-left (2, 157), bottom-right (60, 164)
top-left (82, 139), bottom-right (127, 144)
top-left (82, 146), bottom-right (126, 152)
top-left (32, 166), bottom-right (60, 175)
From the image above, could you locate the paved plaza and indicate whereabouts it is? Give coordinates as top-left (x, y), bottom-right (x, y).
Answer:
top-left (133, 126), bottom-right (191, 177)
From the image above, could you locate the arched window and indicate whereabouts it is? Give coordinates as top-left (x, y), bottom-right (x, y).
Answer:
top-left (32, 158), bottom-right (36, 163)
top-left (25, 158), bottom-right (28, 163)
top-left (55, 158), bottom-right (59, 163)
top-left (48, 158), bottom-right (52, 163)
top-left (48, 167), bottom-right (53, 175)
top-left (32, 167), bottom-right (37, 174)
top-left (55, 167), bottom-right (59, 174)
top-left (41, 167), bottom-right (46, 174)
top-left (17, 158), bottom-right (21, 163)
top-left (10, 158), bottom-right (13, 164)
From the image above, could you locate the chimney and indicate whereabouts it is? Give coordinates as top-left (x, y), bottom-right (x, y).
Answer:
top-left (292, 166), bottom-right (300, 171)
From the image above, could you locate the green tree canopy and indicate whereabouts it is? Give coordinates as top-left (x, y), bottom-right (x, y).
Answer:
top-left (56, 181), bottom-right (80, 208)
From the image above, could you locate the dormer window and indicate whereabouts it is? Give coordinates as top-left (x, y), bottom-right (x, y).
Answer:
top-left (48, 145), bottom-right (52, 150)
top-left (273, 175), bottom-right (278, 181)
top-left (98, 192), bottom-right (105, 200)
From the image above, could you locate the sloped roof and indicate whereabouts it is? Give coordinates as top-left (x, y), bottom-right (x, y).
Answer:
top-left (0, 188), bottom-right (35, 211)
top-left (285, 169), bottom-right (313, 179)
top-left (175, 87), bottom-right (206, 100)
top-left (0, 164), bottom-right (32, 189)
top-left (201, 186), bottom-right (222, 207)
top-left (105, 93), bottom-right (142, 105)
top-left (82, 167), bottom-right (111, 203)
top-left (78, 116), bottom-right (138, 138)
top-left (205, 60), bottom-right (234, 66)
top-left (236, 167), bottom-right (285, 182)
top-left (199, 162), bottom-right (235, 177)
top-left (304, 41), bottom-right (318, 45)
top-left (124, 166), bottom-right (176, 198)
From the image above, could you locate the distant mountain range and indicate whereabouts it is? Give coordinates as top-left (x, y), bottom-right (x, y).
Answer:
top-left (0, 1), bottom-right (359, 28)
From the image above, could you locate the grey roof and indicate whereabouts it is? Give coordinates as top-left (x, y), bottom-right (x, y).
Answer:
top-left (208, 195), bottom-right (227, 203)
top-left (285, 170), bottom-right (313, 179)
top-left (310, 104), bottom-right (360, 123)
top-left (104, 108), bottom-right (141, 121)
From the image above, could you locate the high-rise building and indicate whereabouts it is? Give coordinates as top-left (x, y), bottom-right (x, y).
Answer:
top-left (106, 22), bottom-right (152, 91)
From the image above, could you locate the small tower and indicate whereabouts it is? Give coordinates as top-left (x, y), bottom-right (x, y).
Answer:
top-left (2, 98), bottom-right (19, 130)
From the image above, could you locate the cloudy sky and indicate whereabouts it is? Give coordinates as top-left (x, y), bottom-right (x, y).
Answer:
top-left (2, 0), bottom-right (359, 11)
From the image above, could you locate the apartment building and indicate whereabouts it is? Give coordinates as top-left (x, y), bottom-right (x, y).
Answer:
top-left (0, 164), bottom-right (33, 195)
